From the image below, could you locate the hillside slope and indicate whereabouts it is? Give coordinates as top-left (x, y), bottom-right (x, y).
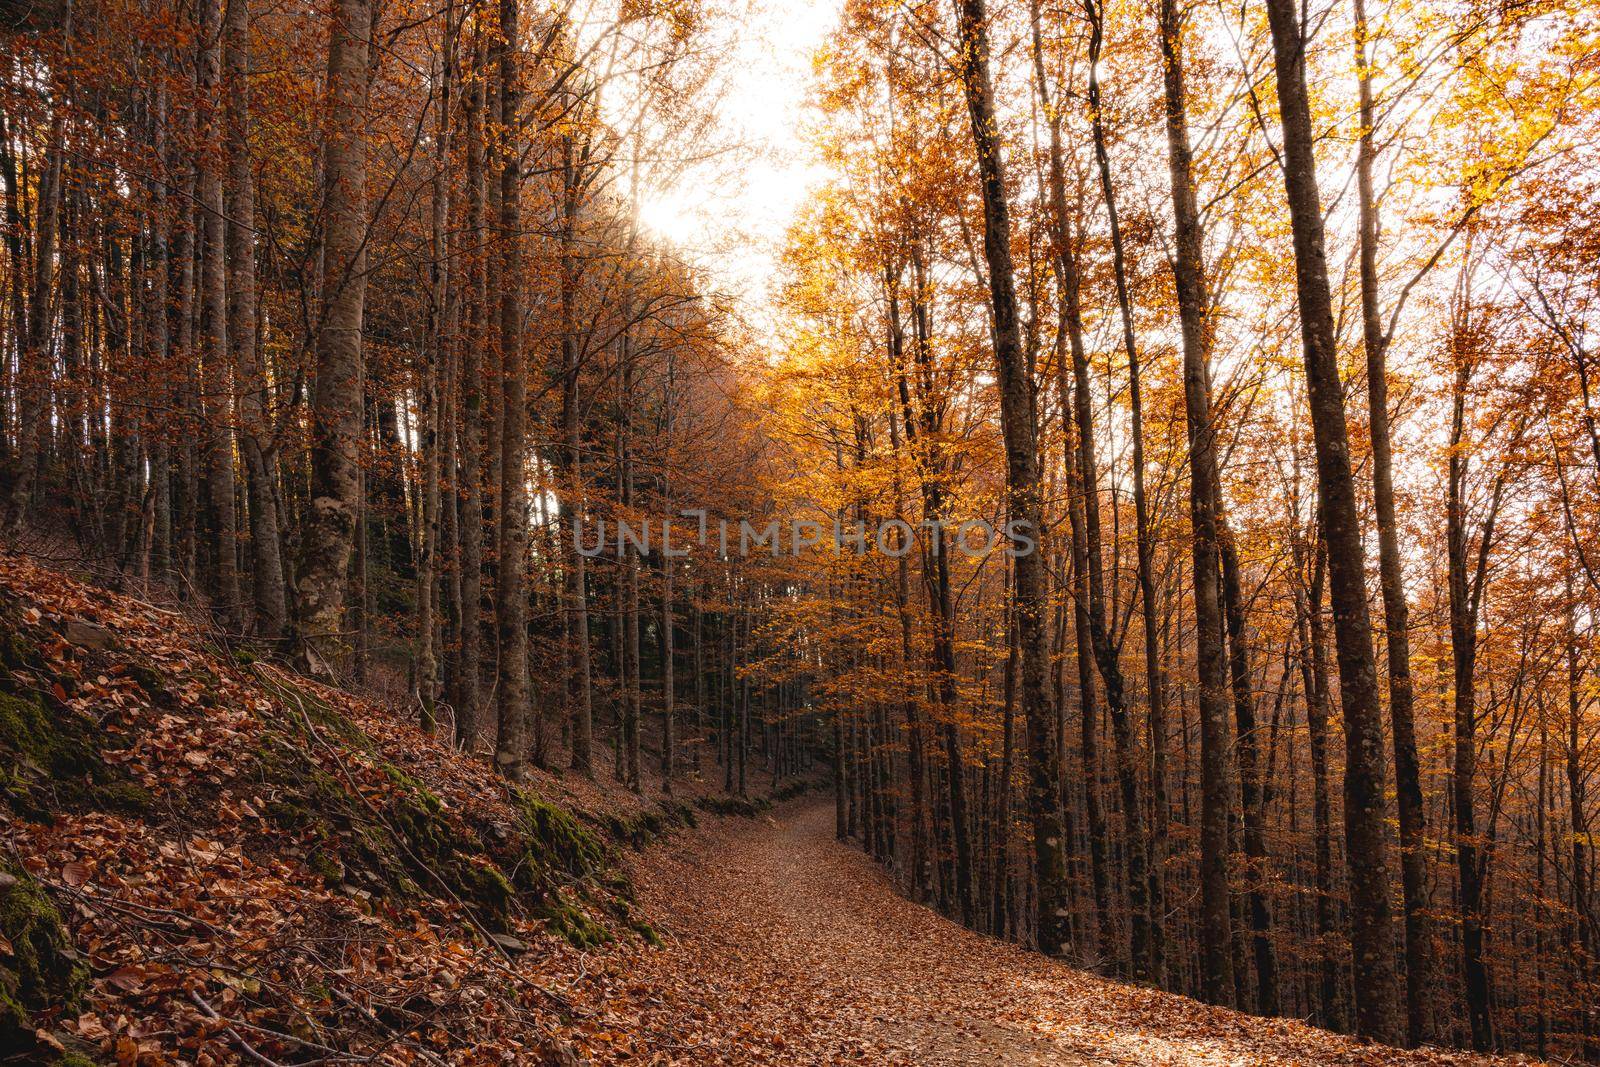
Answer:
top-left (0, 551), bottom-right (747, 1065)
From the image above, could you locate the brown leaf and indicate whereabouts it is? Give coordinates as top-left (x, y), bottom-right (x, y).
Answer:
top-left (105, 966), bottom-right (146, 994)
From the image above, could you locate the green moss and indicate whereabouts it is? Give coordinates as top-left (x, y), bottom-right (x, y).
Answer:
top-left (0, 864), bottom-right (87, 1050)
top-left (603, 800), bottom-right (698, 851)
top-left (0, 626), bottom-right (36, 673)
top-left (253, 704), bottom-right (637, 947)
top-left (251, 668), bottom-right (370, 748)
top-left (123, 663), bottom-right (175, 708)
top-left (96, 780), bottom-right (153, 813)
top-left (513, 792), bottom-right (608, 879)
top-left (382, 763), bottom-right (442, 814)
top-left (0, 689), bottom-right (147, 819)
top-left (458, 862), bottom-right (515, 926)
top-left (673, 801), bottom-right (698, 829)
top-left (256, 739), bottom-right (411, 900)
top-left (307, 846), bottom-right (345, 887)
top-left (609, 894), bottom-right (660, 946)
top-left (534, 891), bottom-right (611, 950)
top-left (695, 794), bottom-right (770, 818)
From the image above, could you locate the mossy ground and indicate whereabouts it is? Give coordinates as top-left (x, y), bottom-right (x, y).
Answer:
top-left (0, 863), bottom-right (87, 1056)
top-left (247, 700), bottom-right (669, 948)
top-left (0, 671), bottom-right (151, 820)
top-left (695, 794), bottom-right (772, 818)
top-left (0, 572), bottom-right (789, 1064)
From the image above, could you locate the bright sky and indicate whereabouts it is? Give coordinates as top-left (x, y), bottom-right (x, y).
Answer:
top-left (632, 0), bottom-right (842, 326)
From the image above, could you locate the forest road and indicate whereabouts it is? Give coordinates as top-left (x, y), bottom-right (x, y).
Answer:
top-left (625, 799), bottom-right (1450, 1065)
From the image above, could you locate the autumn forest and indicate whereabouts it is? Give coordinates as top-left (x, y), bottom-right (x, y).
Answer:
top-left (1, 0), bottom-right (1598, 1060)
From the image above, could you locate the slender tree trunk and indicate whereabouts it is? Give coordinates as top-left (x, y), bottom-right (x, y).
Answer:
top-left (1032, 82), bottom-right (1122, 959)
top-left (1262, 0), bottom-right (1400, 1038)
top-left (1568, 581), bottom-right (1597, 1060)
top-left (7, 4), bottom-right (68, 530)
top-left (661, 411), bottom-right (677, 794)
top-left (1155, 0), bottom-right (1234, 1004)
top-left (620, 335), bottom-right (642, 792)
top-left (1448, 351), bottom-right (1494, 1052)
top-left (885, 276), bottom-right (930, 901)
top-left (954, 0), bottom-right (1067, 959)
top-left (492, 0), bottom-right (529, 779)
top-left (1083, 0), bottom-right (1154, 978)
top-left (175, 141), bottom-right (201, 590)
top-left (294, 0), bottom-right (371, 673)
top-left (1298, 536), bottom-right (1343, 1030)
top-left (995, 563), bottom-right (1018, 936)
top-left (225, 0), bottom-right (287, 639)
top-left (897, 246), bottom-right (973, 927)
top-left (1029, 0), bottom-right (1102, 956)
top-left (1217, 512), bottom-right (1278, 1013)
top-left (561, 129), bottom-right (594, 773)
top-left (454, 25), bottom-right (487, 751)
top-left (415, 6), bottom-right (452, 733)
top-left (199, 0), bottom-right (241, 629)
top-left (1351, 0), bottom-right (1429, 1041)
top-left (145, 77), bottom-right (174, 579)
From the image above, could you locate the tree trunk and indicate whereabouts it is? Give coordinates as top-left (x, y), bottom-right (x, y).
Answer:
top-left (1448, 348), bottom-right (1494, 1052)
top-left (1351, 0), bottom-right (1430, 1041)
top-left (1298, 537), bottom-right (1343, 1030)
top-left (7, 4), bottom-right (68, 530)
top-left (1082, 0), bottom-right (1155, 979)
top-left (1218, 512), bottom-right (1278, 1013)
top-left (416, 6), bottom-right (452, 733)
top-left (492, 0), bottom-right (529, 779)
top-left (1262, 0), bottom-right (1400, 1039)
top-left (295, 0), bottom-right (371, 674)
top-left (561, 126), bottom-right (594, 775)
top-left (199, 0), bottom-right (240, 630)
top-left (1155, 0), bottom-right (1234, 1004)
top-left (225, 0), bottom-right (287, 639)
top-left (454, 25), bottom-right (487, 751)
top-left (954, 0), bottom-right (1067, 960)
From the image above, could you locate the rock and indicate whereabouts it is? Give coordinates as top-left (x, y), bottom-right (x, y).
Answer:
top-left (60, 620), bottom-right (116, 653)
top-left (489, 933), bottom-right (528, 953)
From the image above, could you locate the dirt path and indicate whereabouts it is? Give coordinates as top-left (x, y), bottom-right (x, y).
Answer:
top-left (594, 801), bottom-right (1507, 1066)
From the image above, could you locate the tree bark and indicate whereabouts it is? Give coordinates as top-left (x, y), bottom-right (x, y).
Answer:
top-left (199, 0), bottom-right (240, 629)
top-left (560, 123), bottom-right (594, 775)
top-left (1351, 0), bottom-right (1429, 1040)
top-left (1447, 341), bottom-right (1495, 1052)
top-left (1082, 0), bottom-right (1155, 978)
top-left (1218, 511), bottom-right (1277, 1013)
top-left (492, 0), bottom-right (529, 779)
top-left (454, 24), bottom-right (487, 751)
top-left (1155, 0), bottom-right (1234, 1004)
top-left (295, 0), bottom-right (371, 674)
top-left (1262, 0), bottom-right (1400, 1039)
top-left (6, 2), bottom-right (69, 531)
top-left (416, 6), bottom-right (452, 734)
top-left (225, 0), bottom-right (287, 639)
top-left (953, 0), bottom-right (1068, 960)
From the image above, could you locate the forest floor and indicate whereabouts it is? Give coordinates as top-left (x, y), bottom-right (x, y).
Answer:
top-left (597, 802), bottom-right (1520, 1066)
